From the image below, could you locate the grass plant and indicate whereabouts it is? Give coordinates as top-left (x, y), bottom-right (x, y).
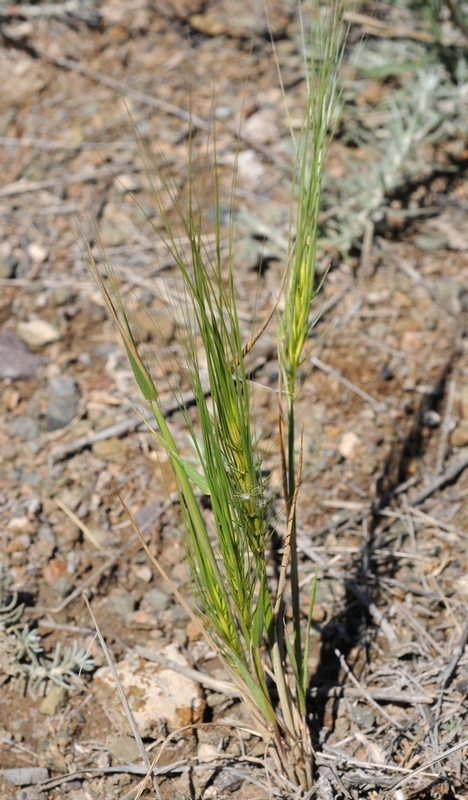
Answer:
top-left (89, 2), bottom-right (346, 792)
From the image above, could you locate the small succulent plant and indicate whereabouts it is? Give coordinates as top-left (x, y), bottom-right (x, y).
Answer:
top-left (0, 563), bottom-right (94, 698)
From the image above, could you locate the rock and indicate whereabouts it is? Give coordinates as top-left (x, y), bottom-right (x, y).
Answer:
top-left (351, 703), bottom-right (375, 728)
top-left (39, 686), bottom-right (68, 716)
top-left (197, 742), bottom-right (218, 762)
top-left (93, 645), bottom-right (205, 737)
top-left (104, 589), bottom-right (135, 620)
top-left (92, 437), bottom-right (130, 463)
top-left (0, 329), bottom-right (44, 380)
top-left (456, 386), bottom-right (468, 418)
top-left (413, 233), bottom-right (448, 251)
top-left (46, 376), bottom-right (78, 431)
top-left (451, 420), bottom-right (468, 447)
top-left (114, 173), bottom-right (141, 193)
top-left (7, 415), bottom-right (40, 440)
top-left (107, 734), bottom-right (141, 762)
top-left (54, 286), bottom-right (75, 306)
top-left (0, 240), bottom-right (16, 278)
top-left (338, 431), bottom-right (359, 459)
top-left (6, 515), bottom-right (35, 534)
top-left (133, 305), bottom-right (175, 344)
top-left (17, 319), bottom-right (61, 347)
top-left (141, 588), bottom-right (171, 613)
top-left (99, 221), bottom-right (126, 248)
top-left (0, 255), bottom-right (17, 278)
top-left (134, 565), bottom-right (152, 582)
top-left (3, 767), bottom-right (49, 786)
top-left (37, 738), bottom-right (67, 772)
top-left (42, 558), bottom-right (68, 585)
top-left (52, 575), bottom-right (73, 598)
top-left (27, 242), bottom-right (48, 263)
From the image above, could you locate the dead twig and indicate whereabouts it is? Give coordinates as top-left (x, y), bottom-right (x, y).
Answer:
top-left (335, 649), bottom-right (406, 731)
top-left (435, 378), bottom-right (456, 475)
top-left (382, 737), bottom-right (468, 796)
top-left (49, 390), bottom-right (203, 465)
top-left (48, 501), bottom-right (166, 613)
top-left (410, 452), bottom-right (468, 505)
top-left (134, 646), bottom-right (239, 697)
top-left (0, 165), bottom-right (117, 198)
top-left (439, 617), bottom-right (468, 692)
top-left (83, 594), bottom-right (162, 800)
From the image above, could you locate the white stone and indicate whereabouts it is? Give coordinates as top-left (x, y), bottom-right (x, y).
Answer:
top-left (93, 644), bottom-right (205, 737)
top-left (338, 431), bottom-right (359, 459)
top-left (17, 319), bottom-right (61, 347)
top-left (27, 242), bottom-right (48, 263)
top-left (114, 173), bottom-right (141, 193)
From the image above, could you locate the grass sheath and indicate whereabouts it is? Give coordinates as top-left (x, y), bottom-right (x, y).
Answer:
top-left (89, 2), bottom-right (346, 792)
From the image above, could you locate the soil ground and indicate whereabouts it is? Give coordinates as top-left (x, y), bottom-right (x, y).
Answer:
top-left (1, 2), bottom-right (468, 799)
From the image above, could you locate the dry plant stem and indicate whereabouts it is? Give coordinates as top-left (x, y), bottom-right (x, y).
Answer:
top-left (438, 617), bottom-right (468, 691)
top-left (82, 595), bottom-right (161, 800)
top-left (411, 452), bottom-right (468, 505)
top-left (435, 378), bottom-right (456, 474)
top-left (335, 649), bottom-right (406, 731)
top-left (134, 646), bottom-right (238, 696)
top-left (383, 737), bottom-right (468, 797)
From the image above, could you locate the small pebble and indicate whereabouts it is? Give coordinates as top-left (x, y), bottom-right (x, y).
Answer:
top-left (413, 233), bottom-right (448, 251)
top-left (99, 221), bottom-right (126, 247)
top-left (351, 703), bottom-right (375, 728)
top-left (107, 734), bottom-right (141, 762)
top-left (114, 173), bottom-right (141, 193)
top-left (134, 565), bottom-right (152, 583)
top-left (54, 285), bottom-right (76, 306)
top-left (46, 376), bottom-right (78, 431)
top-left (451, 420), bottom-right (468, 447)
top-left (104, 589), bottom-right (135, 620)
top-left (17, 319), bottom-right (61, 347)
top-left (0, 330), bottom-right (43, 381)
top-left (141, 588), bottom-right (171, 613)
top-left (53, 575), bottom-right (73, 598)
top-left (27, 243), bottom-right (48, 263)
top-left (338, 431), bottom-right (359, 459)
top-left (3, 767), bottom-right (49, 786)
top-left (379, 363), bottom-right (393, 381)
top-left (39, 686), bottom-right (68, 716)
top-left (7, 415), bottom-right (40, 441)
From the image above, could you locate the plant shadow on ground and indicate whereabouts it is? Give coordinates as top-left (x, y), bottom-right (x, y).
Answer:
top-left (307, 354), bottom-right (455, 750)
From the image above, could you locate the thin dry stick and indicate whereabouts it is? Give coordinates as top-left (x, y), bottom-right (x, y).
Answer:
top-left (435, 378), bottom-right (456, 475)
top-left (82, 595), bottom-right (162, 800)
top-left (395, 602), bottom-right (447, 659)
top-left (308, 685), bottom-right (434, 704)
top-left (439, 617), bottom-right (468, 691)
top-left (432, 617), bottom-right (468, 751)
top-left (49, 389), bottom-right (205, 465)
top-left (0, 165), bottom-right (116, 198)
top-left (410, 452), bottom-right (468, 505)
top-left (0, 136), bottom-right (135, 150)
top-left (134, 646), bottom-right (238, 696)
top-left (334, 649), bottom-right (406, 731)
top-left (55, 498), bottom-right (108, 552)
top-left (49, 501), bottom-right (167, 613)
top-left (383, 737), bottom-right (468, 796)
